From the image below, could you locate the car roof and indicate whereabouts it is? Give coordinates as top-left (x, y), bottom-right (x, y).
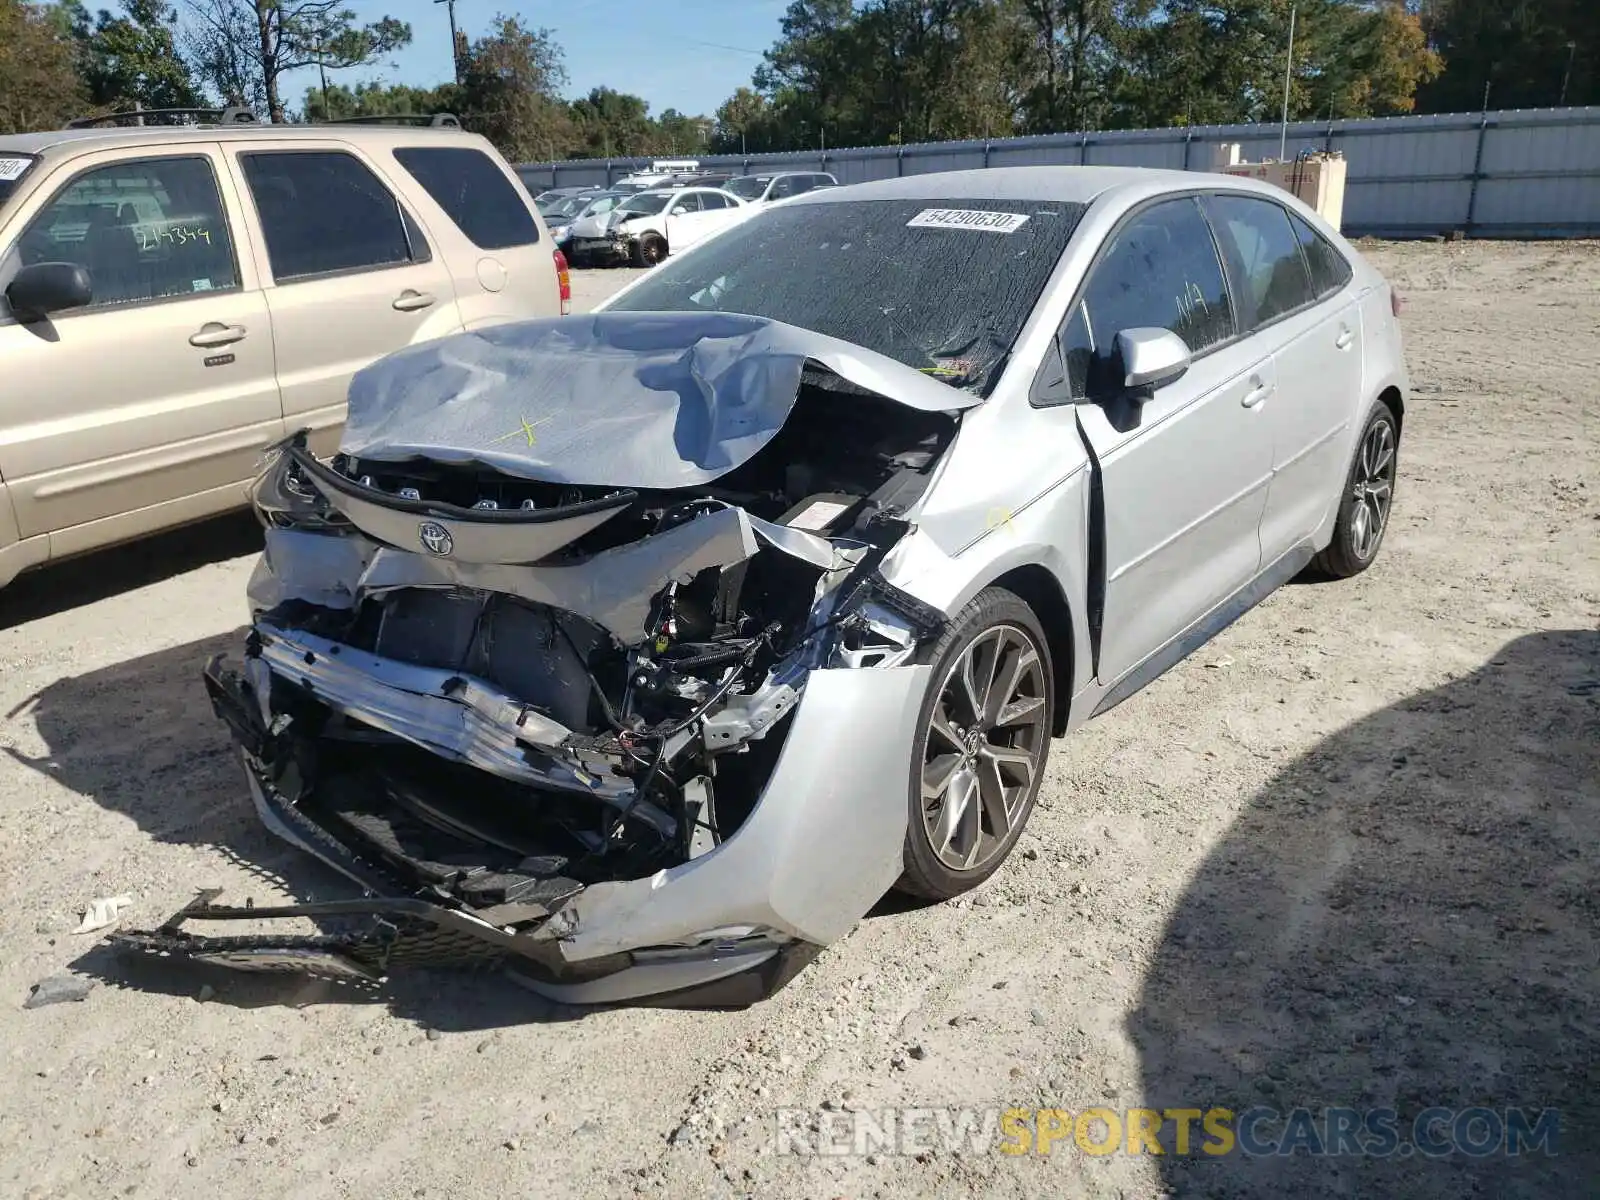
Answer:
top-left (784, 165), bottom-right (1264, 208)
top-left (0, 122), bottom-right (478, 159)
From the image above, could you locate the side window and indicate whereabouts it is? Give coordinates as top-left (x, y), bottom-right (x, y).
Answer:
top-left (1075, 197), bottom-right (1235, 398)
top-left (240, 151), bottom-right (422, 282)
top-left (671, 193), bottom-right (703, 214)
top-left (11, 155), bottom-right (238, 310)
top-left (1288, 211), bottom-right (1353, 298)
top-left (700, 191), bottom-right (729, 210)
top-left (1203, 194), bottom-right (1315, 328)
top-left (770, 177), bottom-right (797, 200)
top-left (394, 146), bottom-right (539, 249)
top-left (1059, 300), bottom-right (1094, 400)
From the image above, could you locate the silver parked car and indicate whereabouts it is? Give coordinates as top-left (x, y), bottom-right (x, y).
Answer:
top-left (118, 168), bottom-right (1406, 1007)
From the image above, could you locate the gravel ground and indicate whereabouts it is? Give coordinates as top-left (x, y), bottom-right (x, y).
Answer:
top-left (1, 243), bottom-right (1596, 1200)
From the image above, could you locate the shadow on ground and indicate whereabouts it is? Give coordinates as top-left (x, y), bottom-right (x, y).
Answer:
top-left (0, 512), bottom-right (262, 630)
top-left (6, 629), bottom-right (581, 1029)
top-left (1130, 629), bottom-right (1600, 1197)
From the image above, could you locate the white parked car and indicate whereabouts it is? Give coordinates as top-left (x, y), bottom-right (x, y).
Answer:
top-left (565, 186), bottom-right (750, 267)
top-left (724, 171), bottom-right (838, 206)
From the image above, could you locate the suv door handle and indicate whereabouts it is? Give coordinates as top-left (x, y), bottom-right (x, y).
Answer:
top-left (1335, 326), bottom-right (1355, 350)
top-left (189, 323), bottom-right (247, 348)
top-left (393, 290), bottom-right (436, 312)
top-left (1241, 376), bottom-right (1273, 408)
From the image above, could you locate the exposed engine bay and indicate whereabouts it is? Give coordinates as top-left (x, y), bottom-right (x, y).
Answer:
top-left (112, 310), bottom-right (972, 998)
top-left (116, 315), bottom-right (974, 999)
top-left (240, 373), bottom-right (954, 883)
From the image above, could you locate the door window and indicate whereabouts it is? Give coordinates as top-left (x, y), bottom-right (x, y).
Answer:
top-left (770, 177), bottom-right (798, 200)
top-left (670, 193), bottom-right (703, 214)
top-left (1288, 211), bottom-right (1353, 298)
top-left (10, 155), bottom-right (238, 310)
top-left (240, 151), bottom-right (426, 282)
top-left (1071, 196), bottom-right (1235, 400)
top-left (394, 146), bottom-right (539, 250)
top-left (700, 191), bottom-right (730, 210)
top-left (1203, 194), bottom-right (1316, 329)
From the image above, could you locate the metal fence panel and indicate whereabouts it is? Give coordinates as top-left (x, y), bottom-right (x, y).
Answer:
top-left (517, 106), bottom-right (1600, 236)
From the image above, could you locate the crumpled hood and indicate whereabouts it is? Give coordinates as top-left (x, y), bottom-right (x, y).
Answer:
top-left (339, 310), bottom-right (980, 491)
top-left (568, 212), bottom-right (616, 237)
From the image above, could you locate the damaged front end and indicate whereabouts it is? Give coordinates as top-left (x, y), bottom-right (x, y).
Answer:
top-left (116, 314), bottom-right (969, 1007)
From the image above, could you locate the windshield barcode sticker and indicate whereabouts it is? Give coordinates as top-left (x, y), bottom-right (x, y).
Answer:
top-left (907, 208), bottom-right (1029, 233)
top-left (0, 156), bottom-right (32, 182)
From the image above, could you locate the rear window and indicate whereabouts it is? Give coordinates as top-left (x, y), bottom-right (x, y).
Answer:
top-left (1289, 211), bottom-right (1353, 297)
top-left (0, 153), bottom-right (37, 210)
top-left (394, 146), bottom-right (539, 250)
top-left (605, 197), bottom-right (1087, 394)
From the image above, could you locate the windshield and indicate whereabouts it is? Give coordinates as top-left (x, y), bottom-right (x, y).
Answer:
top-left (617, 194), bottom-right (670, 217)
top-left (603, 198), bottom-right (1086, 394)
top-left (546, 196), bottom-right (588, 219)
top-left (0, 153), bottom-right (37, 210)
top-left (725, 176), bottom-right (769, 200)
top-left (576, 194), bottom-right (625, 219)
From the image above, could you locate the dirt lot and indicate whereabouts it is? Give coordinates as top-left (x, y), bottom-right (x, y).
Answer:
top-left (1, 242), bottom-right (1596, 1200)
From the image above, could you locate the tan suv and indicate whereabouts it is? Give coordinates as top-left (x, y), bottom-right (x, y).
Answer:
top-left (0, 109), bottom-right (571, 590)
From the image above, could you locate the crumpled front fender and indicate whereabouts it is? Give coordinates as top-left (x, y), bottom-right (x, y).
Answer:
top-left (554, 663), bottom-right (930, 959)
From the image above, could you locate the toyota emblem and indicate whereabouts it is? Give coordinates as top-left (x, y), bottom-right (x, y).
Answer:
top-left (417, 520), bottom-right (454, 557)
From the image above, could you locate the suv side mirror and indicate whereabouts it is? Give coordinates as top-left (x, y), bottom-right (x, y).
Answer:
top-left (7, 262), bottom-right (92, 320)
top-left (1115, 327), bottom-right (1191, 392)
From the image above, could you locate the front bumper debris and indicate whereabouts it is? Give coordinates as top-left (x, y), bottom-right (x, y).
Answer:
top-left (568, 234), bottom-right (630, 263)
top-left (111, 655), bottom-right (930, 1007)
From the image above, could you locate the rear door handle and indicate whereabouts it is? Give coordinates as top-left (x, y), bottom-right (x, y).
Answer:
top-left (393, 290), bottom-right (436, 312)
top-left (189, 323), bottom-right (246, 348)
top-left (1335, 327), bottom-right (1355, 350)
top-left (1241, 376), bottom-right (1273, 408)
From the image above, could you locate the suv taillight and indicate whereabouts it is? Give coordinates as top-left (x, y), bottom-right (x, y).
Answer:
top-left (554, 249), bottom-right (571, 315)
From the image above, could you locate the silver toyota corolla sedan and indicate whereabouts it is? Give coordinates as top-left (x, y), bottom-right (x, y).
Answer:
top-left (117, 167), bottom-right (1407, 1007)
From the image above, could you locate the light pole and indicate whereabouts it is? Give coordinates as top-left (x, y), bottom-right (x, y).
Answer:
top-left (435, 0), bottom-right (462, 84)
top-left (1278, 3), bottom-right (1297, 162)
top-left (1560, 41), bottom-right (1577, 107)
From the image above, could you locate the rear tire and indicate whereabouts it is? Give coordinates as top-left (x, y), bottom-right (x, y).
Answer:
top-left (896, 587), bottom-right (1055, 901)
top-left (1312, 402), bottom-right (1399, 579)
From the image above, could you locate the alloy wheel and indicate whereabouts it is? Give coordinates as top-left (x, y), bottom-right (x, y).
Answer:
top-left (1349, 417), bottom-right (1396, 560)
top-left (920, 624), bottom-right (1049, 872)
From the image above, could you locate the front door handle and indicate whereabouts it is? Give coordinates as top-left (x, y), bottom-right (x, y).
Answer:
top-left (1241, 376), bottom-right (1273, 408)
top-left (393, 290), bottom-right (436, 312)
top-left (189, 322), bottom-right (246, 348)
top-left (1335, 326), bottom-right (1355, 350)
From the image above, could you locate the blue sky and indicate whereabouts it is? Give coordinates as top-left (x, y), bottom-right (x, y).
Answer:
top-left (280, 0), bottom-right (791, 118)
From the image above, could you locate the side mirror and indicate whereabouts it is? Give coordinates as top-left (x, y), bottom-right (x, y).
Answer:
top-left (1115, 327), bottom-right (1192, 392)
top-left (6, 262), bottom-right (92, 320)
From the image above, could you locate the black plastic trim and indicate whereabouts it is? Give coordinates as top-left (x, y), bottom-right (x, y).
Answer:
top-left (284, 436), bottom-right (639, 526)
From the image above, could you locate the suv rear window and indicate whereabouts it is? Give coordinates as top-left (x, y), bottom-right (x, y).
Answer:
top-left (395, 146), bottom-right (539, 250)
top-left (241, 151), bottom-right (427, 281)
top-left (605, 198), bottom-right (1087, 394)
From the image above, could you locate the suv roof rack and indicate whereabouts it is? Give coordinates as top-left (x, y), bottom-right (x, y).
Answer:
top-left (66, 106), bottom-right (259, 129)
top-left (319, 113), bottom-right (463, 129)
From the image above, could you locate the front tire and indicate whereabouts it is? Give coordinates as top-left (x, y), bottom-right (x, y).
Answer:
top-left (1313, 402), bottom-right (1399, 579)
top-left (896, 587), bottom-right (1055, 901)
top-left (632, 234), bottom-right (667, 267)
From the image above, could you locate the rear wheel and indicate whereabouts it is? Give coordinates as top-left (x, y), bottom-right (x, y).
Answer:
top-left (896, 588), bottom-right (1054, 901)
top-left (1312, 402), bottom-right (1399, 579)
top-left (632, 234), bottom-right (667, 267)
